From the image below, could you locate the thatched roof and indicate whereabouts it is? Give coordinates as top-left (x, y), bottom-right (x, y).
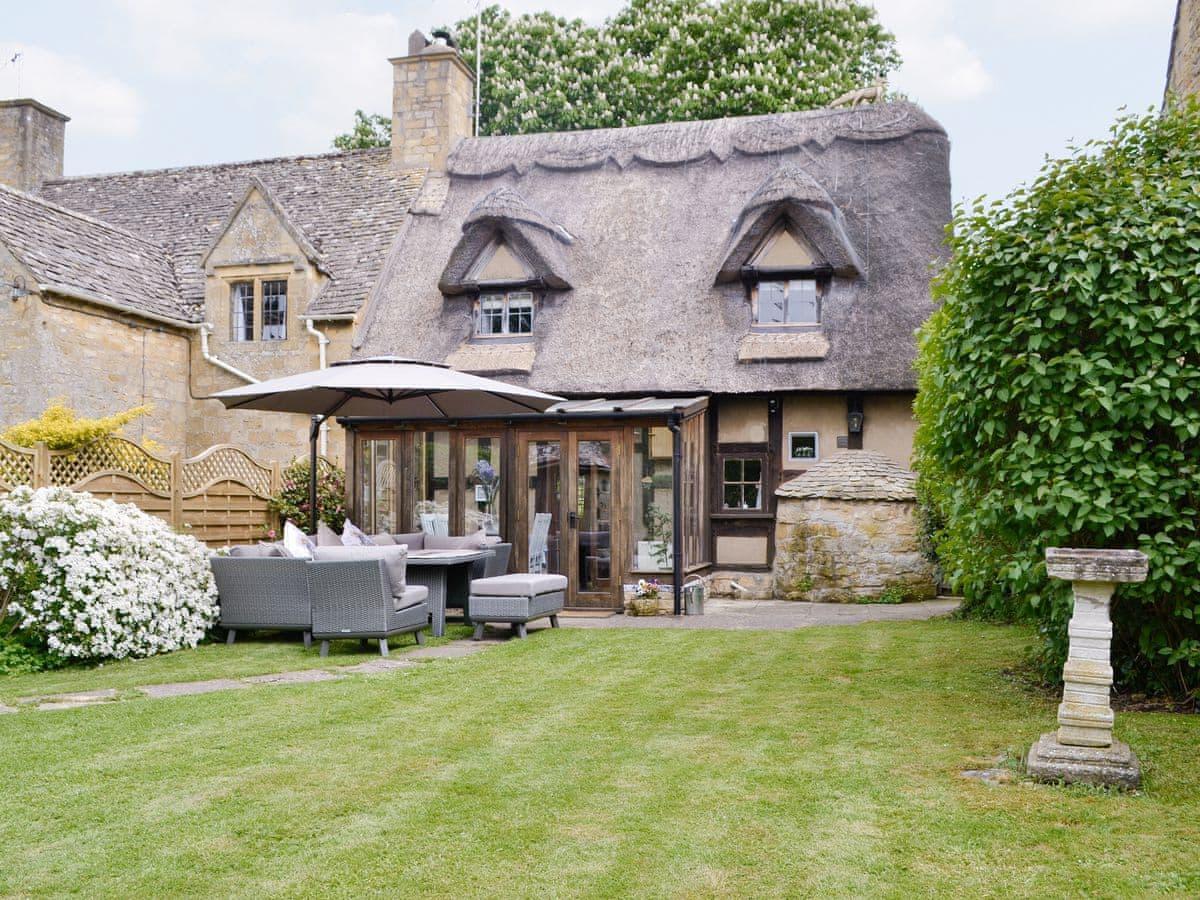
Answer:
top-left (356, 101), bottom-right (950, 393)
top-left (775, 451), bottom-right (917, 501)
top-left (39, 149), bottom-right (422, 319)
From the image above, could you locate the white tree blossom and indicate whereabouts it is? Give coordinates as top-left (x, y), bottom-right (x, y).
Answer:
top-left (448, 0), bottom-right (899, 136)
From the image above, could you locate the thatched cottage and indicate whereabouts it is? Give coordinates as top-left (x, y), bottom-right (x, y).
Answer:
top-left (0, 31), bottom-right (949, 607)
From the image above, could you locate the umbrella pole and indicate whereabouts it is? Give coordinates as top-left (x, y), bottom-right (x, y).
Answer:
top-left (309, 415), bottom-right (321, 534)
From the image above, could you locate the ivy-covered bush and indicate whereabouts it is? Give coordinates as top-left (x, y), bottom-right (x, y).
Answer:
top-left (914, 101), bottom-right (1200, 699)
top-left (0, 487), bottom-right (218, 662)
top-left (442, 0), bottom-right (898, 136)
top-left (269, 459), bottom-right (347, 534)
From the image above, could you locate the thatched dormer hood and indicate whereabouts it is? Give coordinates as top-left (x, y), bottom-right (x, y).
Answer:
top-left (355, 101), bottom-right (950, 393)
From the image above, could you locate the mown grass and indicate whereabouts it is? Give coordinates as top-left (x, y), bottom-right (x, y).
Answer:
top-left (0, 625), bottom-right (475, 704)
top-left (0, 619), bottom-right (1197, 897)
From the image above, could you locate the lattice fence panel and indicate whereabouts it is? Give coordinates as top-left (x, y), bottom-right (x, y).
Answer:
top-left (183, 445), bottom-right (272, 497)
top-left (0, 440), bottom-right (35, 493)
top-left (49, 438), bottom-right (172, 493)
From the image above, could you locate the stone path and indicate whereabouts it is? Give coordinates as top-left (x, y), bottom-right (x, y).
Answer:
top-left (551, 597), bottom-right (960, 631)
top-left (8, 638), bottom-right (502, 712)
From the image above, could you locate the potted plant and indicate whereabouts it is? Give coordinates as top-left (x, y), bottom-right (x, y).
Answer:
top-left (628, 578), bottom-right (662, 616)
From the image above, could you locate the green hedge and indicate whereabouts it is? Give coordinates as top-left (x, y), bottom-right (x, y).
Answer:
top-left (914, 100), bottom-right (1200, 699)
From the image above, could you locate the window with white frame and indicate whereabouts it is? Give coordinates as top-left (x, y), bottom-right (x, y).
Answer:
top-left (788, 432), bottom-right (819, 463)
top-left (476, 291), bottom-right (534, 337)
top-left (755, 278), bottom-right (821, 325)
top-left (261, 279), bottom-right (287, 341)
top-left (721, 456), bottom-right (763, 511)
top-left (230, 281), bottom-right (254, 342)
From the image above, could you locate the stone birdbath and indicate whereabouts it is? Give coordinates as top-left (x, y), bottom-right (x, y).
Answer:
top-left (1026, 547), bottom-right (1149, 790)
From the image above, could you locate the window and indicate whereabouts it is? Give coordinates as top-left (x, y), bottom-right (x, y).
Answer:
top-left (476, 291), bottom-right (534, 337)
top-left (755, 278), bottom-right (820, 325)
top-left (261, 279), bottom-right (287, 341)
top-left (721, 456), bottom-right (763, 511)
top-left (788, 432), bottom-right (819, 463)
top-left (231, 281), bottom-right (254, 341)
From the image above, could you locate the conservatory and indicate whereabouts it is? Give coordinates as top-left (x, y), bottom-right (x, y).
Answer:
top-left (343, 397), bottom-right (709, 609)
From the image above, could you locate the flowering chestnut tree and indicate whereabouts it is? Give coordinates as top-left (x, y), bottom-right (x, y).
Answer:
top-left (448, 0), bottom-right (899, 135)
top-left (335, 0), bottom-right (899, 146)
top-left (0, 488), bottom-right (218, 662)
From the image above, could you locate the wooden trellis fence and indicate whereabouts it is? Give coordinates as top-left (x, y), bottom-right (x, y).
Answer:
top-left (0, 437), bottom-right (317, 546)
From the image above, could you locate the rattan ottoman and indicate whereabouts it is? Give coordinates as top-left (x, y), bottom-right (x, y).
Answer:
top-left (468, 573), bottom-right (568, 639)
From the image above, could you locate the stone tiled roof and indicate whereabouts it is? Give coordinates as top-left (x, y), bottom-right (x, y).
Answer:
top-left (0, 184), bottom-right (185, 322)
top-left (40, 148), bottom-right (423, 319)
top-left (776, 450), bottom-right (917, 501)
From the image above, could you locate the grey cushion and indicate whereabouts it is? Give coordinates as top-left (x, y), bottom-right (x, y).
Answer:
top-left (371, 533), bottom-right (396, 546)
top-left (228, 542), bottom-right (284, 558)
top-left (316, 521), bottom-right (342, 547)
top-left (394, 584), bottom-right (429, 612)
top-left (426, 531), bottom-right (488, 551)
top-left (391, 531), bottom-right (425, 551)
top-left (312, 545), bottom-right (409, 602)
top-left (470, 573), bottom-right (569, 597)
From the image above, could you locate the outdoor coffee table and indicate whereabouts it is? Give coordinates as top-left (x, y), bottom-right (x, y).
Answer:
top-left (404, 549), bottom-right (492, 637)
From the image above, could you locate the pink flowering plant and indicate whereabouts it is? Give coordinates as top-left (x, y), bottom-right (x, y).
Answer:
top-left (0, 487), bottom-right (218, 662)
top-left (269, 459), bottom-right (347, 533)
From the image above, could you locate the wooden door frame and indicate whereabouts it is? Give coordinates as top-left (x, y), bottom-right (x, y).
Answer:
top-left (565, 429), bottom-right (625, 609)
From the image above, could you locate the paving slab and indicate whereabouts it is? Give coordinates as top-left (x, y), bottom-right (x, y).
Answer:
top-left (342, 658), bottom-right (416, 674)
top-left (0, 704), bottom-right (19, 714)
top-left (242, 669), bottom-right (343, 685)
top-left (405, 641), bottom-right (498, 659)
top-left (20, 688), bottom-right (119, 710)
top-left (137, 679), bottom-right (249, 699)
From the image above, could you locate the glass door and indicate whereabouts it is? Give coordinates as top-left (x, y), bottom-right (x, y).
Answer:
top-left (569, 431), bottom-right (621, 608)
top-left (521, 435), bottom-right (565, 578)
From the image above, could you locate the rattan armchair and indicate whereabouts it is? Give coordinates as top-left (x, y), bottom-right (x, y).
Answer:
top-left (307, 558), bottom-right (430, 657)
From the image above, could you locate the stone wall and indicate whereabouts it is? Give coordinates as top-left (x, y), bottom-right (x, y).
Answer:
top-left (773, 496), bottom-right (935, 602)
top-left (0, 100), bottom-right (67, 192)
top-left (1168, 0), bottom-right (1200, 99)
top-left (390, 42), bottom-right (475, 171)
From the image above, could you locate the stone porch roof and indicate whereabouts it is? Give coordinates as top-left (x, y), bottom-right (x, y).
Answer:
top-left (776, 450), bottom-right (917, 501)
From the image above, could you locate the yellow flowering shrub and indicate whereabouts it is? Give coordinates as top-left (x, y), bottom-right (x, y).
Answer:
top-left (2, 402), bottom-right (152, 451)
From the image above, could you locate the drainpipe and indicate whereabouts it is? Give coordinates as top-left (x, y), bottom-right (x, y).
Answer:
top-left (200, 324), bottom-right (258, 384)
top-left (668, 413), bottom-right (684, 616)
top-left (304, 317), bottom-right (331, 457)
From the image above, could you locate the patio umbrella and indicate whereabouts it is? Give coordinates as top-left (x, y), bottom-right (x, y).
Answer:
top-left (213, 357), bottom-right (564, 530)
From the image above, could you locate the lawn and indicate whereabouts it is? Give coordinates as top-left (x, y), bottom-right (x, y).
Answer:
top-left (1, 619), bottom-right (1196, 897)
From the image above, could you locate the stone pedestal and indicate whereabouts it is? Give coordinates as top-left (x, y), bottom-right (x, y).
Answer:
top-left (1026, 548), bottom-right (1148, 789)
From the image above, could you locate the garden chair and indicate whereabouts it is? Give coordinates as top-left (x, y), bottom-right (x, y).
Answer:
top-left (528, 512), bottom-right (552, 574)
top-left (210, 556), bottom-right (313, 648)
top-left (420, 512), bottom-right (449, 537)
top-left (308, 558), bottom-right (430, 657)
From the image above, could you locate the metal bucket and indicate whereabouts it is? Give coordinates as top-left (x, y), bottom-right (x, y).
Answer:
top-left (682, 579), bottom-right (705, 615)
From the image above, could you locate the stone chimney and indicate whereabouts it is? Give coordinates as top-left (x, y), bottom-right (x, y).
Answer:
top-left (390, 30), bottom-right (475, 172)
top-left (0, 99), bottom-right (69, 192)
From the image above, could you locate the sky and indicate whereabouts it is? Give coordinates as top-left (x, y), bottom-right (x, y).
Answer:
top-left (1, 0), bottom-right (1180, 203)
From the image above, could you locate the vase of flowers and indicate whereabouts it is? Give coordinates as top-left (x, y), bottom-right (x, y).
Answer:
top-left (469, 459), bottom-right (501, 534)
top-left (628, 578), bottom-right (662, 616)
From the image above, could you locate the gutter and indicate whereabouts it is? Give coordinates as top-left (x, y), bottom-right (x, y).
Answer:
top-left (200, 324), bottom-right (258, 384)
top-left (37, 282), bottom-right (199, 331)
top-left (303, 317), bottom-right (331, 456)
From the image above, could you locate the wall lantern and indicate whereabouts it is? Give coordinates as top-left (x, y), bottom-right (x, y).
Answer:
top-left (6, 276), bottom-right (29, 301)
top-left (847, 410), bottom-right (864, 434)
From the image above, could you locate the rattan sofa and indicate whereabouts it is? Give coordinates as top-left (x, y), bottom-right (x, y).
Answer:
top-left (210, 556), bottom-right (314, 648)
top-left (308, 558), bottom-right (430, 657)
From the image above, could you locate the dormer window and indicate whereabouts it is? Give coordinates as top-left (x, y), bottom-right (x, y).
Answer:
top-left (476, 291), bottom-right (534, 337)
top-left (755, 277), bottom-right (821, 325)
top-left (228, 276), bottom-right (289, 342)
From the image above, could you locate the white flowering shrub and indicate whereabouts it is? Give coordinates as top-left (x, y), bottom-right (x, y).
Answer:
top-left (445, 0), bottom-right (900, 136)
top-left (0, 487), bottom-right (218, 662)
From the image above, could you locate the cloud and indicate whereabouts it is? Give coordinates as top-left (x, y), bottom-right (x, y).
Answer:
top-left (0, 43), bottom-right (142, 138)
top-left (871, 0), bottom-right (992, 104)
top-left (990, 0), bottom-right (1176, 34)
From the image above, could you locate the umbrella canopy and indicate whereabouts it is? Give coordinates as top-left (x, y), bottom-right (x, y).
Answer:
top-left (213, 357), bottom-right (564, 533)
top-left (213, 357), bottom-right (564, 419)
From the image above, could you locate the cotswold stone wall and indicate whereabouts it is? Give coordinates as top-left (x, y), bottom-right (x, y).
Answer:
top-left (773, 496), bottom-right (935, 602)
top-left (1168, 0), bottom-right (1200, 99)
